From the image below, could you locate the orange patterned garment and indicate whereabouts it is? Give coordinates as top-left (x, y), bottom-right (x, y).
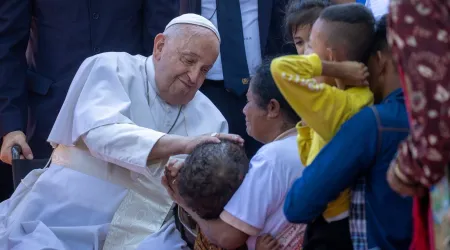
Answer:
top-left (193, 224), bottom-right (304, 250)
top-left (275, 223), bottom-right (305, 249)
top-left (193, 229), bottom-right (248, 250)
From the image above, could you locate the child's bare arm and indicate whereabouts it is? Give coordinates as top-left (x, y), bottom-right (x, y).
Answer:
top-left (321, 60), bottom-right (369, 87)
top-left (271, 54), bottom-right (373, 141)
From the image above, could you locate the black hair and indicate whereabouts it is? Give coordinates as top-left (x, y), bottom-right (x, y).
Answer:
top-left (284, 0), bottom-right (331, 42)
top-left (319, 3), bottom-right (375, 62)
top-left (250, 58), bottom-right (301, 125)
top-left (178, 140), bottom-right (249, 220)
top-left (370, 14), bottom-right (388, 55)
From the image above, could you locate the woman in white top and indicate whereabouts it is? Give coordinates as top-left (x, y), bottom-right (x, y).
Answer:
top-left (160, 58), bottom-right (306, 250)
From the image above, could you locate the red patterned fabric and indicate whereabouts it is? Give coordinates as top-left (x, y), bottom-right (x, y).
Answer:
top-left (410, 195), bottom-right (432, 250)
top-left (388, 1), bottom-right (449, 249)
top-left (389, 0), bottom-right (450, 187)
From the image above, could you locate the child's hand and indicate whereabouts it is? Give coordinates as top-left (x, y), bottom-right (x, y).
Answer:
top-left (337, 61), bottom-right (369, 86)
top-left (256, 235), bottom-right (281, 250)
top-left (164, 159), bottom-right (184, 181)
top-left (162, 160), bottom-right (187, 208)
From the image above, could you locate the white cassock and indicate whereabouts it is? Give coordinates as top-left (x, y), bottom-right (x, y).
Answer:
top-left (0, 52), bottom-right (228, 250)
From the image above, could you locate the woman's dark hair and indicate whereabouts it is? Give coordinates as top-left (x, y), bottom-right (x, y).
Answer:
top-left (370, 14), bottom-right (388, 55)
top-left (284, 0), bottom-right (331, 42)
top-left (250, 57), bottom-right (301, 125)
top-left (178, 140), bottom-right (249, 220)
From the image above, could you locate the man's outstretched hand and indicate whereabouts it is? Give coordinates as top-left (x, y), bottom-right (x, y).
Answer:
top-left (182, 133), bottom-right (244, 154)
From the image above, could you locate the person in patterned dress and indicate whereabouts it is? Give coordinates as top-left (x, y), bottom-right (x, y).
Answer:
top-left (386, 0), bottom-right (450, 249)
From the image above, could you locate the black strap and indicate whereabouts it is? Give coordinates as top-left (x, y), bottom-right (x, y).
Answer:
top-left (167, 107), bottom-right (182, 134)
top-left (173, 205), bottom-right (194, 249)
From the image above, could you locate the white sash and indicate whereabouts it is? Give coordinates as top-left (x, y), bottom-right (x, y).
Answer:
top-left (52, 142), bottom-right (180, 250)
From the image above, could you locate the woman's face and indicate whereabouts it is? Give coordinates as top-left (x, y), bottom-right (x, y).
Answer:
top-left (242, 86), bottom-right (269, 143)
top-left (292, 24), bottom-right (312, 55)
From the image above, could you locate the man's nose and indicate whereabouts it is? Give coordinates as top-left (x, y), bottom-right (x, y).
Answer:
top-left (187, 67), bottom-right (203, 86)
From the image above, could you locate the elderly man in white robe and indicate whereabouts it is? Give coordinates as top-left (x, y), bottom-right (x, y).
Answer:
top-left (0, 14), bottom-right (241, 250)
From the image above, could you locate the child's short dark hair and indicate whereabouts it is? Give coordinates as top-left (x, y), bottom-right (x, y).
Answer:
top-left (177, 140), bottom-right (249, 220)
top-left (284, 0), bottom-right (331, 42)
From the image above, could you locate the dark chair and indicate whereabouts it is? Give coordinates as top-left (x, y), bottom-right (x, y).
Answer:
top-left (11, 145), bottom-right (49, 189)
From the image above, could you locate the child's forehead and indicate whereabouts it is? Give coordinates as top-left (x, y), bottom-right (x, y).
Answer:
top-left (310, 18), bottom-right (332, 40)
top-left (311, 18), bottom-right (325, 33)
top-left (292, 24), bottom-right (313, 40)
top-left (293, 24), bottom-right (312, 33)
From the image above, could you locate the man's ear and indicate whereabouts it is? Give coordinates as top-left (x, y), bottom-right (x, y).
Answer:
top-left (267, 99), bottom-right (281, 119)
top-left (153, 33), bottom-right (166, 60)
top-left (377, 51), bottom-right (388, 74)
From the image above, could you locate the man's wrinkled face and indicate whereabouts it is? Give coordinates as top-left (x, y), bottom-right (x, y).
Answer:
top-left (153, 27), bottom-right (219, 105)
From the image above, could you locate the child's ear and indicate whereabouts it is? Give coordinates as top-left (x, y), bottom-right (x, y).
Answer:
top-left (327, 47), bottom-right (344, 62)
top-left (326, 48), bottom-right (335, 61)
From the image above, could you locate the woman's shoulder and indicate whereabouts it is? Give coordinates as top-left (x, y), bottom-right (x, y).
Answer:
top-left (253, 135), bottom-right (301, 166)
top-left (249, 135), bottom-right (304, 185)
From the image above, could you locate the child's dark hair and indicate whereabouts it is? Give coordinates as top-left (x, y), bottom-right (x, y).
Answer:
top-left (284, 0), bottom-right (331, 42)
top-left (370, 14), bottom-right (388, 55)
top-left (178, 140), bottom-right (249, 220)
top-left (319, 3), bottom-right (375, 63)
top-left (250, 57), bottom-right (301, 125)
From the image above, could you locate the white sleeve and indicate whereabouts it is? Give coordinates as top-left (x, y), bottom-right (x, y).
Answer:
top-left (82, 124), bottom-right (164, 175)
top-left (52, 53), bottom-right (165, 174)
top-left (220, 151), bottom-right (283, 236)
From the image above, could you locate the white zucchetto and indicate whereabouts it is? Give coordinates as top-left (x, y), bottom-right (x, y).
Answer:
top-left (165, 13), bottom-right (221, 43)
